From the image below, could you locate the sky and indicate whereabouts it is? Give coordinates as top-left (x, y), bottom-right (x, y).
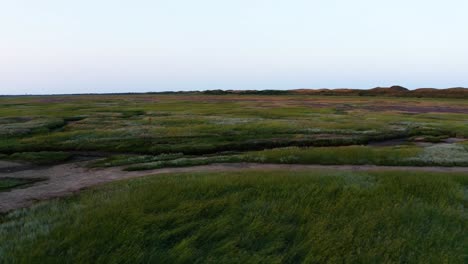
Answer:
top-left (1, 0), bottom-right (467, 95)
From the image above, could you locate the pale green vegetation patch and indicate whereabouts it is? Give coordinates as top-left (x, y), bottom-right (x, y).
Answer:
top-left (0, 117), bottom-right (65, 137)
top-left (408, 144), bottom-right (468, 166)
top-left (124, 155), bottom-right (241, 171)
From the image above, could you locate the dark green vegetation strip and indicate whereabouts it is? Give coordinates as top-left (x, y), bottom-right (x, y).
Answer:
top-left (0, 178), bottom-right (43, 192)
top-left (244, 145), bottom-right (468, 167)
top-left (0, 170), bottom-right (466, 263)
top-left (7, 151), bottom-right (72, 165)
top-left (200, 87), bottom-right (468, 98)
top-left (120, 144), bottom-right (468, 171)
top-left (89, 153), bottom-right (185, 168)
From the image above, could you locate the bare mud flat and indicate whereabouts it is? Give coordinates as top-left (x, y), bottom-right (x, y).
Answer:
top-left (1, 160), bottom-right (468, 214)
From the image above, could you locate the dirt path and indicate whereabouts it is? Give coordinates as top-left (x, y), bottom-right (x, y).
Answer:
top-left (1, 161), bottom-right (468, 213)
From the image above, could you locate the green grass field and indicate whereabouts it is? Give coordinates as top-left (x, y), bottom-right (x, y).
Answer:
top-left (1, 94), bottom-right (467, 167)
top-left (1, 170), bottom-right (466, 263)
top-left (1, 94), bottom-right (467, 262)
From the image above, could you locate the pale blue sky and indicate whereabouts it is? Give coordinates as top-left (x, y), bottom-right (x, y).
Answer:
top-left (1, 0), bottom-right (467, 94)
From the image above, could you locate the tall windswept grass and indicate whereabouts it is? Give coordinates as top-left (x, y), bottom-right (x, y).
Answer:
top-left (243, 146), bottom-right (421, 165)
top-left (0, 170), bottom-right (466, 263)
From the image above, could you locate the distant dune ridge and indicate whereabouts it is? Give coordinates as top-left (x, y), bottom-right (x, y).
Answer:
top-left (200, 86), bottom-right (468, 98)
top-left (2, 86), bottom-right (467, 98)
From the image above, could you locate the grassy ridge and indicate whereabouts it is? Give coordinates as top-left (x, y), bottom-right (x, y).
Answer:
top-left (6, 151), bottom-right (72, 165)
top-left (244, 144), bottom-right (468, 167)
top-left (119, 144), bottom-right (468, 171)
top-left (0, 170), bottom-right (466, 263)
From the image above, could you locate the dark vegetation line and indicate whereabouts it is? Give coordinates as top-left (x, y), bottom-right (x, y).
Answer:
top-left (0, 133), bottom-right (405, 156)
top-left (2, 86), bottom-right (468, 98)
top-left (0, 125), bottom-right (454, 156)
top-left (0, 177), bottom-right (45, 192)
top-left (201, 86), bottom-right (468, 98)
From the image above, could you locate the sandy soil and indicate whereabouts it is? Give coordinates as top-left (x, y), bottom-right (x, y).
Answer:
top-left (1, 160), bottom-right (468, 213)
